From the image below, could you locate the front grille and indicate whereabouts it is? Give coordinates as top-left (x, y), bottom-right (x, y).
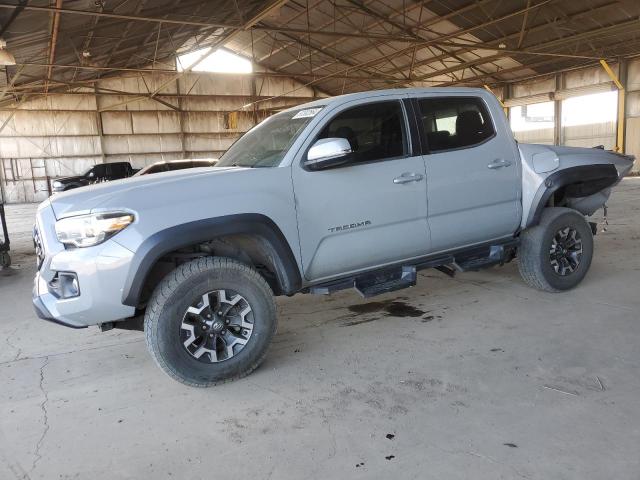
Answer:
top-left (33, 226), bottom-right (44, 270)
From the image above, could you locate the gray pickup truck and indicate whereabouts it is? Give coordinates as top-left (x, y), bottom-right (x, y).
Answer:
top-left (32, 88), bottom-right (634, 387)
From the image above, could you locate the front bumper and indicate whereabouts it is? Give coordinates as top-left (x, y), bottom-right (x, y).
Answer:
top-left (32, 201), bottom-right (137, 328)
top-left (32, 289), bottom-right (87, 329)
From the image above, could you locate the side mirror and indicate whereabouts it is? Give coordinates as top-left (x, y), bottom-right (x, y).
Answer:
top-left (304, 138), bottom-right (352, 171)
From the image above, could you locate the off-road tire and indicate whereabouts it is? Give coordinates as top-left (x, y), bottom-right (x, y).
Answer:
top-left (144, 257), bottom-right (277, 387)
top-left (518, 207), bottom-right (593, 292)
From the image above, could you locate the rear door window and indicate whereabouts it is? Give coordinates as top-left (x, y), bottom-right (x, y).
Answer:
top-left (417, 97), bottom-right (495, 152)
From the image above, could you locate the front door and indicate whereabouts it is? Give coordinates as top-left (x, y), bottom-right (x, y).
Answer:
top-left (414, 94), bottom-right (521, 252)
top-left (292, 98), bottom-right (431, 282)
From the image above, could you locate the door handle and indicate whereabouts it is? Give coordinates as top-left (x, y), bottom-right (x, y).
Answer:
top-left (487, 159), bottom-right (512, 169)
top-left (393, 172), bottom-right (424, 184)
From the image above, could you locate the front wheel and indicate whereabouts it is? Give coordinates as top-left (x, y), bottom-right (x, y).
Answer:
top-left (518, 207), bottom-right (594, 292)
top-left (144, 257), bottom-right (277, 387)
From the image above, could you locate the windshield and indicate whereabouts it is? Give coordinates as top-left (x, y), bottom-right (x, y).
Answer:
top-left (217, 106), bottom-right (323, 168)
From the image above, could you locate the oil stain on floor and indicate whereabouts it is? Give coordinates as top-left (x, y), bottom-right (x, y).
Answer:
top-left (342, 299), bottom-right (439, 326)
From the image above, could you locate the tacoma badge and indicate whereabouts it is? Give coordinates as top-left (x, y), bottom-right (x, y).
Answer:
top-left (328, 220), bottom-right (372, 233)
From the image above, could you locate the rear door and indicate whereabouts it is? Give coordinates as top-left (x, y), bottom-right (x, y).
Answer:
top-left (292, 97), bottom-right (431, 282)
top-left (413, 94), bottom-right (521, 252)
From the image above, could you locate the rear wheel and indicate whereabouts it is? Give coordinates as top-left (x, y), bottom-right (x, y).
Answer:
top-left (518, 207), bottom-right (593, 292)
top-left (144, 257), bottom-right (277, 387)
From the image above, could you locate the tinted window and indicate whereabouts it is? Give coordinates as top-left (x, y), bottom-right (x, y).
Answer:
top-left (417, 97), bottom-right (494, 152)
top-left (91, 164), bottom-right (106, 177)
top-left (109, 163), bottom-right (128, 176)
top-left (319, 101), bottom-right (406, 164)
top-left (167, 163), bottom-right (191, 171)
top-left (168, 162), bottom-right (203, 171)
top-left (147, 164), bottom-right (169, 174)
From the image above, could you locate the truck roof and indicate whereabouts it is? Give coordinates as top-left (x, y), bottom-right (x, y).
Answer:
top-left (283, 86), bottom-right (490, 112)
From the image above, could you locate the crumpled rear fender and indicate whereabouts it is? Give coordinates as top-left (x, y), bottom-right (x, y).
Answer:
top-left (519, 143), bottom-right (634, 229)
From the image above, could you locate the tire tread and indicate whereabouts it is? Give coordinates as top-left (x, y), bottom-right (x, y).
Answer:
top-left (518, 207), bottom-right (593, 293)
top-left (144, 257), bottom-right (275, 387)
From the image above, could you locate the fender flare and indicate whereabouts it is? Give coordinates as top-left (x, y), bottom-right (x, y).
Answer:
top-left (121, 214), bottom-right (302, 306)
top-left (525, 164), bottom-right (618, 228)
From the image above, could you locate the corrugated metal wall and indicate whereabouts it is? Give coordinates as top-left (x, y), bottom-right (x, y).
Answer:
top-left (627, 60), bottom-right (640, 165)
top-left (0, 72), bottom-right (319, 203)
top-left (509, 59), bottom-right (639, 170)
top-left (1, 59), bottom-right (638, 204)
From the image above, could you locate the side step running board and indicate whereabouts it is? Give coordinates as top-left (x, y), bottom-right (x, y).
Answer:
top-left (453, 245), bottom-right (505, 272)
top-left (309, 266), bottom-right (417, 298)
top-left (309, 239), bottom-right (518, 297)
top-left (355, 266), bottom-right (416, 298)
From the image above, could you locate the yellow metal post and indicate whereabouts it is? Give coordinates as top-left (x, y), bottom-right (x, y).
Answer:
top-left (483, 84), bottom-right (508, 116)
top-left (599, 59), bottom-right (625, 153)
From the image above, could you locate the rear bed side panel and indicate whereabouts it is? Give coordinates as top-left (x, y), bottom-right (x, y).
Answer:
top-left (525, 164), bottom-right (618, 227)
top-left (519, 143), bottom-right (634, 229)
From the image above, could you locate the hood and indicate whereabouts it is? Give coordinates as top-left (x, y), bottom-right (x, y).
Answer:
top-left (49, 166), bottom-right (242, 219)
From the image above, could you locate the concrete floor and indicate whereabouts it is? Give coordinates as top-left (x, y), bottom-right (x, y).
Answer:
top-left (1, 180), bottom-right (640, 479)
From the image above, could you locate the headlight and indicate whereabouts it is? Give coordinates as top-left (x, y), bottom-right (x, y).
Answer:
top-left (55, 212), bottom-right (134, 248)
top-left (53, 181), bottom-right (63, 188)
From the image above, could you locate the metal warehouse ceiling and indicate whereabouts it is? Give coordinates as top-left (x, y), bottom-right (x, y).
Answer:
top-left (0, 0), bottom-right (639, 100)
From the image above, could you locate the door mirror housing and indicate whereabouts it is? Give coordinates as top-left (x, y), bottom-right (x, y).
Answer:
top-left (304, 138), bottom-right (352, 171)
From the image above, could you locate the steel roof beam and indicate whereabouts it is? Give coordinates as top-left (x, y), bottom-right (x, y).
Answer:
top-left (44, 0), bottom-right (62, 93)
top-left (0, 2), bottom-right (414, 41)
top-left (376, 1), bottom-right (621, 77)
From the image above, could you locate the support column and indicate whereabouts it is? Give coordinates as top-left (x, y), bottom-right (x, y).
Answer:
top-left (176, 77), bottom-right (187, 159)
top-left (483, 84), bottom-right (507, 116)
top-left (0, 159), bottom-right (6, 203)
top-left (600, 59), bottom-right (626, 153)
top-left (553, 74), bottom-right (562, 146)
top-left (503, 83), bottom-right (511, 121)
top-left (617, 58), bottom-right (628, 154)
top-left (250, 75), bottom-right (259, 126)
top-left (94, 84), bottom-right (106, 163)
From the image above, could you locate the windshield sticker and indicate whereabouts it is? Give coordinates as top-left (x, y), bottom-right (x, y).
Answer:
top-left (292, 107), bottom-right (322, 119)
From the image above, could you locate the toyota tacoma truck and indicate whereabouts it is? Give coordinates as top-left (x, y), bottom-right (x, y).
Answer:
top-left (32, 88), bottom-right (634, 387)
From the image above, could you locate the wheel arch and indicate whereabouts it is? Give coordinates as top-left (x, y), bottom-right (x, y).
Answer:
top-left (525, 164), bottom-right (618, 228)
top-left (121, 214), bottom-right (302, 307)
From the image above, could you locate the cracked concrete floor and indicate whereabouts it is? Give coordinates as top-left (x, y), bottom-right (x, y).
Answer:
top-left (1, 179), bottom-right (640, 479)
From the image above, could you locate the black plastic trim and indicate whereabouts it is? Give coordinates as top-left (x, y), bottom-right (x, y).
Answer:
top-left (402, 98), bottom-right (420, 157)
top-left (408, 97), bottom-right (428, 155)
top-left (309, 236), bottom-right (519, 293)
top-left (121, 214), bottom-right (302, 306)
top-left (526, 164), bottom-right (619, 228)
